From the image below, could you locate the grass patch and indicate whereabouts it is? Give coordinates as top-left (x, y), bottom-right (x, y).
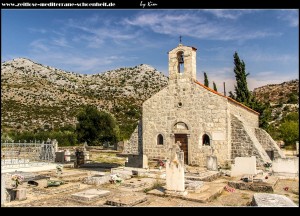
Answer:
top-left (144, 180), bottom-right (164, 193)
top-left (241, 193), bottom-right (250, 199)
top-left (91, 152), bottom-right (126, 166)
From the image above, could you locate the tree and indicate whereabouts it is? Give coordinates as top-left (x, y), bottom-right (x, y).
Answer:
top-left (213, 81), bottom-right (218, 92)
top-left (204, 72), bottom-right (209, 87)
top-left (279, 121), bottom-right (299, 146)
top-left (76, 105), bottom-right (119, 146)
top-left (230, 52), bottom-right (251, 104)
top-left (229, 52), bottom-right (271, 128)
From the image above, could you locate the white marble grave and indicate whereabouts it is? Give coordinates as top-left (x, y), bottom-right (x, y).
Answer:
top-left (166, 141), bottom-right (187, 196)
top-left (231, 156), bottom-right (257, 177)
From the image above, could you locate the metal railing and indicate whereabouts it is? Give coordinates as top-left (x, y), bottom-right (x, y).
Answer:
top-left (1, 140), bottom-right (55, 168)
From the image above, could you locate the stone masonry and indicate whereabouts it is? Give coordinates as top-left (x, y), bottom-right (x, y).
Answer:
top-left (123, 120), bottom-right (142, 155)
top-left (125, 43), bottom-right (285, 167)
top-left (254, 128), bottom-right (285, 159)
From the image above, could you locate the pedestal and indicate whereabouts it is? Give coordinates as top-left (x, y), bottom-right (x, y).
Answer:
top-left (15, 188), bottom-right (27, 201)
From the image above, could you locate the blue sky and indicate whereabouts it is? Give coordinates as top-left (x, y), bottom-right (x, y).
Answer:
top-left (2, 9), bottom-right (299, 93)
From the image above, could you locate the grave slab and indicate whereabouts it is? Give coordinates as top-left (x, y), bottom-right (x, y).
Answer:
top-left (106, 193), bottom-right (147, 206)
top-left (251, 193), bottom-right (297, 207)
top-left (147, 182), bottom-right (225, 203)
top-left (71, 189), bottom-right (110, 202)
top-left (228, 175), bottom-right (279, 192)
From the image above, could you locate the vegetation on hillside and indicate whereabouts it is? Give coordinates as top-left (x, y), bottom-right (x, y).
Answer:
top-left (76, 105), bottom-right (119, 145)
top-left (1, 59), bottom-right (168, 142)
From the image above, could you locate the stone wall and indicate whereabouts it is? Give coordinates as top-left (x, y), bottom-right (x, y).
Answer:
top-left (254, 128), bottom-right (285, 159)
top-left (230, 114), bottom-right (271, 166)
top-left (142, 80), bottom-right (229, 166)
top-left (123, 120), bottom-right (143, 155)
top-left (228, 100), bottom-right (259, 127)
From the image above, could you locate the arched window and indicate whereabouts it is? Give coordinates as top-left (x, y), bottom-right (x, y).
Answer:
top-left (177, 51), bottom-right (184, 74)
top-left (202, 134), bottom-right (210, 146)
top-left (157, 134), bottom-right (164, 145)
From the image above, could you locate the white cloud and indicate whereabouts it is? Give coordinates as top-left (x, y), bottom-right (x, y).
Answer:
top-left (203, 9), bottom-right (257, 20)
top-left (30, 39), bottom-right (49, 52)
top-left (277, 9), bottom-right (299, 27)
top-left (124, 11), bottom-right (280, 41)
top-left (247, 52), bottom-right (298, 64)
top-left (52, 37), bottom-right (71, 48)
top-left (65, 17), bottom-right (140, 48)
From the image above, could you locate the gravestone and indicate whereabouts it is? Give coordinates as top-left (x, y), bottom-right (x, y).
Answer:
top-left (272, 158), bottom-right (299, 177)
top-left (1, 174), bottom-right (6, 206)
top-left (52, 139), bottom-right (58, 152)
top-left (251, 193), bottom-right (297, 207)
top-left (231, 156), bottom-right (257, 177)
top-left (166, 141), bottom-right (187, 195)
top-left (207, 156), bottom-right (218, 171)
top-left (296, 141), bottom-right (299, 156)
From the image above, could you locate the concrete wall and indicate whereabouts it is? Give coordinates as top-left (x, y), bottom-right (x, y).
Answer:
top-left (142, 80), bottom-right (229, 166)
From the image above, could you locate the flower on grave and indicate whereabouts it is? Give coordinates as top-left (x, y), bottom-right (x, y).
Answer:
top-left (11, 174), bottom-right (24, 188)
top-left (110, 174), bottom-right (122, 184)
top-left (156, 159), bottom-right (165, 168)
top-left (264, 162), bottom-right (272, 168)
top-left (56, 164), bottom-right (63, 173)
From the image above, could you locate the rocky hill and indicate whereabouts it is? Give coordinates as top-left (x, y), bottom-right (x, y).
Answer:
top-left (1, 58), bottom-right (168, 138)
top-left (253, 79), bottom-right (299, 124)
top-left (253, 79), bottom-right (299, 105)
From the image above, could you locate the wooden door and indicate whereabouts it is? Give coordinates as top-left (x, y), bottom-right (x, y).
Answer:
top-left (175, 134), bottom-right (188, 164)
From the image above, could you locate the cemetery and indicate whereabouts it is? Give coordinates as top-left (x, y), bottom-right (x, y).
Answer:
top-left (1, 138), bottom-right (298, 207)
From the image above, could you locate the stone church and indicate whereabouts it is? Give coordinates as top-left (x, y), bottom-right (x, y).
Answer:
top-left (124, 43), bottom-right (285, 168)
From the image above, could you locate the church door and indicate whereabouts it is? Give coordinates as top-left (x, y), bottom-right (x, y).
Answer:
top-left (175, 134), bottom-right (188, 164)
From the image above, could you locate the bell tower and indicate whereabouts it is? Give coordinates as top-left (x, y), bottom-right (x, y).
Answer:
top-left (168, 41), bottom-right (197, 82)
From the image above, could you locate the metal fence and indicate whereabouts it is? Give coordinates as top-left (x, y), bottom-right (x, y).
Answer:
top-left (1, 140), bottom-right (55, 168)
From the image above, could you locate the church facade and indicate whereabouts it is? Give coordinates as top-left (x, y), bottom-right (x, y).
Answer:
top-left (124, 43), bottom-right (285, 167)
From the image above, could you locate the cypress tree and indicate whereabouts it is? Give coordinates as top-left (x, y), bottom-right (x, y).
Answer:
top-left (213, 82), bottom-right (218, 92)
top-left (232, 52), bottom-right (251, 105)
top-left (229, 51), bottom-right (271, 128)
top-left (204, 72), bottom-right (209, 87)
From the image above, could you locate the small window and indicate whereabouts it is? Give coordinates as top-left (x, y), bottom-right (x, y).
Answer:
top-left (157, 134), bottom-right (164, 145)
top-left (202, 134), bottom-right (210, 146)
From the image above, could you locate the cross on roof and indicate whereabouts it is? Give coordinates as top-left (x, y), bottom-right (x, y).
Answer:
top-left (179, 35), bottom-right (182, 44)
